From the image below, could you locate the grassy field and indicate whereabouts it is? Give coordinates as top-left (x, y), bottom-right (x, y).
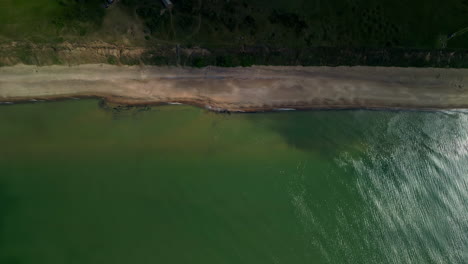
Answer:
top-left (0, 0), bottom-right (467, 50)
top-left (0, 0), bottom-right (62, 41)
top-left (0, 0), bottom-right (108, 43)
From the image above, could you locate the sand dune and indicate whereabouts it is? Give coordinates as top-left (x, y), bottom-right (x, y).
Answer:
top-left (1, 64), bottom-right (468, 111)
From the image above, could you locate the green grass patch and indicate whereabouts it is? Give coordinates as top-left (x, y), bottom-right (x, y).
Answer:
top-left (107, 55), bottom-right (118, 65)
top-left (0, 0), bottom-right (106, 41)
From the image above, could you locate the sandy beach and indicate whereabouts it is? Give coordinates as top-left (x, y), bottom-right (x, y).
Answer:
top-left (1, 64), bottom-right (468, 111)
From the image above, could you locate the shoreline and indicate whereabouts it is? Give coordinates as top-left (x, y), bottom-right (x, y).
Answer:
top-left (1, 64), bottom-right (468, 112)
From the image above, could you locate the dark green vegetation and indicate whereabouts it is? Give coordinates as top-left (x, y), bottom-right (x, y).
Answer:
top-left (1, 0), bottom-right (468, 66)
top-left (0, 100), bottom-right (467, 263)
top-left (183, 47), bottom-right (468, 68)
top-left (2, 0), bottom-right (468, 48)
top-left (4, 41), bottom-right (468, 68)
top-left (123, 0), bottom-right (468, 49)
top-left (52, 0), bottom-right (105, 36)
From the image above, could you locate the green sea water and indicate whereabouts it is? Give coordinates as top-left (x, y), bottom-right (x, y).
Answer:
top-left (0, 100), bottom-right (467, 264)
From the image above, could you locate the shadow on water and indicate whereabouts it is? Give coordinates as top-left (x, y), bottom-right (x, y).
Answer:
top-left (245, 109), bottom-right (468, 157)
top-left (245, 109), bottom-right (392, 156)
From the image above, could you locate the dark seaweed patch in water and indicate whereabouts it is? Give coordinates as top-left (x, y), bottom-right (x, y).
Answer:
top-left (98, 100), bottom-right (153, 120)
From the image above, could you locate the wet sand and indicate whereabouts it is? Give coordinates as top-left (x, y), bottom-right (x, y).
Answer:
top-left (1, 64), bottom-right (468, 111)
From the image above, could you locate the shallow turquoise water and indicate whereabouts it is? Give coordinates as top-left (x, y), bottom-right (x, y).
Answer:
top-left (0, 100), bottom-right (467, 264)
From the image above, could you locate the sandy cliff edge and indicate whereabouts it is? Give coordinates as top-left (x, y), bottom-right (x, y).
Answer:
top-left (1, 64), bottom-right (468, 111)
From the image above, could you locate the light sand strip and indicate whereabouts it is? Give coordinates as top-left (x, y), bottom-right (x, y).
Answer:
top-left (1, 64), bottom-right (468, 111)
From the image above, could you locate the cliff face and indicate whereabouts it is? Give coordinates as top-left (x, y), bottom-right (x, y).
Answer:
top-left (0, 41), bottom-right (212, 66)
top-left (1, 41), bottom-right (468, 68)
top-left (0, 42), bottom-right (152, 66)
